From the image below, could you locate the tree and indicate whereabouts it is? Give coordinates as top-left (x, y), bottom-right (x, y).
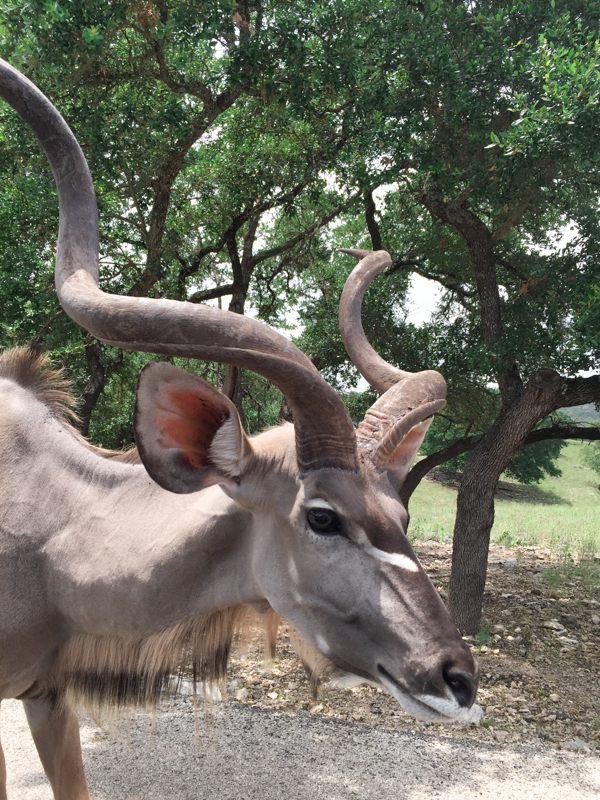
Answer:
top-left (0, 0), bottom-right (372, 429)
top-left (295, 0), bottom-right (600, 632)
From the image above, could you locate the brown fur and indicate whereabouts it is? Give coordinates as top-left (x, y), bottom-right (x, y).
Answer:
top-left (0, 347), bottom-right (78, 422)
top-left (0, 347), bottom-right (140, 463)
top-left (42, 605), bottom-right (284, 714)
top-left (287, 626), bottom-right (338, 699)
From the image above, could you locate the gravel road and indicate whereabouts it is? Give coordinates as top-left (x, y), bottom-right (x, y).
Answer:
top-left (2, 696), bottom-right (599, 800)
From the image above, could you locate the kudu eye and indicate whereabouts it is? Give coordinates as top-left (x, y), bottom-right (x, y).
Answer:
top-left (307, 508), bottom-right (342, 536)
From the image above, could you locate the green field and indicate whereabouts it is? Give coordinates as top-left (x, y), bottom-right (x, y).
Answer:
top-left (408, 441), bottom-right (600, 558)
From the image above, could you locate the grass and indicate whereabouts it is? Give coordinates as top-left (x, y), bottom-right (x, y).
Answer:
top-left (408, 441), bottom-right (600, 560)
top-left (475, 624), bottom-right (492, 647)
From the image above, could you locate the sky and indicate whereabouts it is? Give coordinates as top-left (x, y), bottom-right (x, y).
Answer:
top-left (404, 273), bottom-right (442, 327)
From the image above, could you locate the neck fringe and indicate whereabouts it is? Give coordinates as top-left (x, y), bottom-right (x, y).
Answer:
top-left (42, 605), bottom-right (280, 715)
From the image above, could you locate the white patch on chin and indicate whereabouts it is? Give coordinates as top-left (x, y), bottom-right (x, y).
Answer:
top-left (355, 529), bottom-right (419, 572)
top-left (315, 633), bottom-right (330, 654)
top-left (377, 670), bottom-right (483, 724)
top-left (414, 691), bottom-right (484, 723)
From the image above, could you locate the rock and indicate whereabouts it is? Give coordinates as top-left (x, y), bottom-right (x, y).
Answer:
top-left (591, 614), bottom-right (600, 625)
top-left (236, 687), bottom-right (249, 701)
top-left (495, 730), bottom-right (510, 743)
top-left (491, 624), bottom-right (505, 635)
top-left (267, 692), bottom-right (279, 700)
top-left (310, 704), bottom-right (324, 714)
top-left (542, 619), bottom-right (564, 631)
top-left (559, 614), bottom-right (580, 629)
top-left (549, 693), bottom-right (560, 702)
top-left (561, 739), bottom-right (591, 754)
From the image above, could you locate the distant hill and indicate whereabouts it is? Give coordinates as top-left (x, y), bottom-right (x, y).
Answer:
top-left (561, 403), bottom-right (600, 423)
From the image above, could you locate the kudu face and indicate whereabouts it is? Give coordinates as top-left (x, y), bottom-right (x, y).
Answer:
top-left (0, 60), bottom-right (481, 729)
top-left (133, 368), bottom-right (479, 722)
top-left (248, 463), bottom-right (479, 722)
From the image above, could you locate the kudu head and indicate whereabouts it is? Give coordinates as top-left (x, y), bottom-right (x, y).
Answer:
top-left (0, 60), bottom-right (480, 723)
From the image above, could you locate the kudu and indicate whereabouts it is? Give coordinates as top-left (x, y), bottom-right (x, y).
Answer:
top-left (0, 60), bottom-right (480, 800)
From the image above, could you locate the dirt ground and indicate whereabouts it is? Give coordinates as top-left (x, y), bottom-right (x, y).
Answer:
top-left (225, 541), bottom-right (600, 755)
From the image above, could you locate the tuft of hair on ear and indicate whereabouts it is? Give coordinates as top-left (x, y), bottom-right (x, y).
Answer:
top-left (209, 413), bottom-right (254, 478)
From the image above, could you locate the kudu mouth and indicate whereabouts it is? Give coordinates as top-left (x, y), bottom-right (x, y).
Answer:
top-left (377, 664), bottom-right (482, 723)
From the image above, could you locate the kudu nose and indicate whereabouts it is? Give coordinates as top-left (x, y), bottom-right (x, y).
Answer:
top-left (442, 664), bottom-right (479, 708)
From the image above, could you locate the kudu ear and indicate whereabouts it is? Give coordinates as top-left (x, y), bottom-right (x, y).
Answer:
top-left (134, 362), bottom-right (253, 494)
top-left (382, 417), bottom-right (433, 491)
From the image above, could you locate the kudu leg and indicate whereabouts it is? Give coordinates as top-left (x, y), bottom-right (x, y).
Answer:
top-left (0, 703), bottom-right (7, 800)
top-left (22, 697), bottom-right (91, 800)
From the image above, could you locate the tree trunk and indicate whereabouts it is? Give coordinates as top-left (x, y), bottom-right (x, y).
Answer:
top-left (222, 363), bottom-right (246, 428)
top-left (278, 396), bottom-right (294, 423)
top-left (448, 369), bottom-right (563, 633)
top-left (418, 188), bottom-right (600, 633)
top-left (222, 270), bottom-right (248, 425)
top-left (79, 336), bottom-right (105, 438)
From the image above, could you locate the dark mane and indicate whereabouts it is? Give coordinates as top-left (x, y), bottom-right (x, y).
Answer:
top-left (41, 605), bottom-right (281, 713)
top-left (0, 347), bottom-right (140, 463)
top-left (0, 346), bottom-right (78, 421)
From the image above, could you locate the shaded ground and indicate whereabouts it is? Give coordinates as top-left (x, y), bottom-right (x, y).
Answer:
top-left (429, 467), bottom-right (569, 505)
top-left (3, 697), bottom-right (600, 799)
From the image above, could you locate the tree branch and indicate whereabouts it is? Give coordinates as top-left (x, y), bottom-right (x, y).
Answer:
top-left (401, 418), bottom-right (600, 506)
top-left (491, 180), bottom-right (539, 243)
top-left (557, 374), bottom-right (600, 409)
top-left (495, 256), bottom-right (527, 282)
top-left (28, 311), bottom-right (65, 354)
top-left (491, 161), bottom-right (557, 243)
top-left (251, 198), bottom-right (357, 267)
top-left (364, 189), bottom-right (383, 251)
top-left (400, 433), bottom-right (482, 506)
top-left (526, 424), bottom-right (600, 444)
top-left (187, 283), bottom-right (235, 303)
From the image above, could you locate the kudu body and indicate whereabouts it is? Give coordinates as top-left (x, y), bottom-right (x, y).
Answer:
top-left (0, 60), bottom-right (480, 800)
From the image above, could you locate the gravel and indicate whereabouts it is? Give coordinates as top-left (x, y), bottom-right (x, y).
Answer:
top-left (3, 696), bottom-right (600, 800)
